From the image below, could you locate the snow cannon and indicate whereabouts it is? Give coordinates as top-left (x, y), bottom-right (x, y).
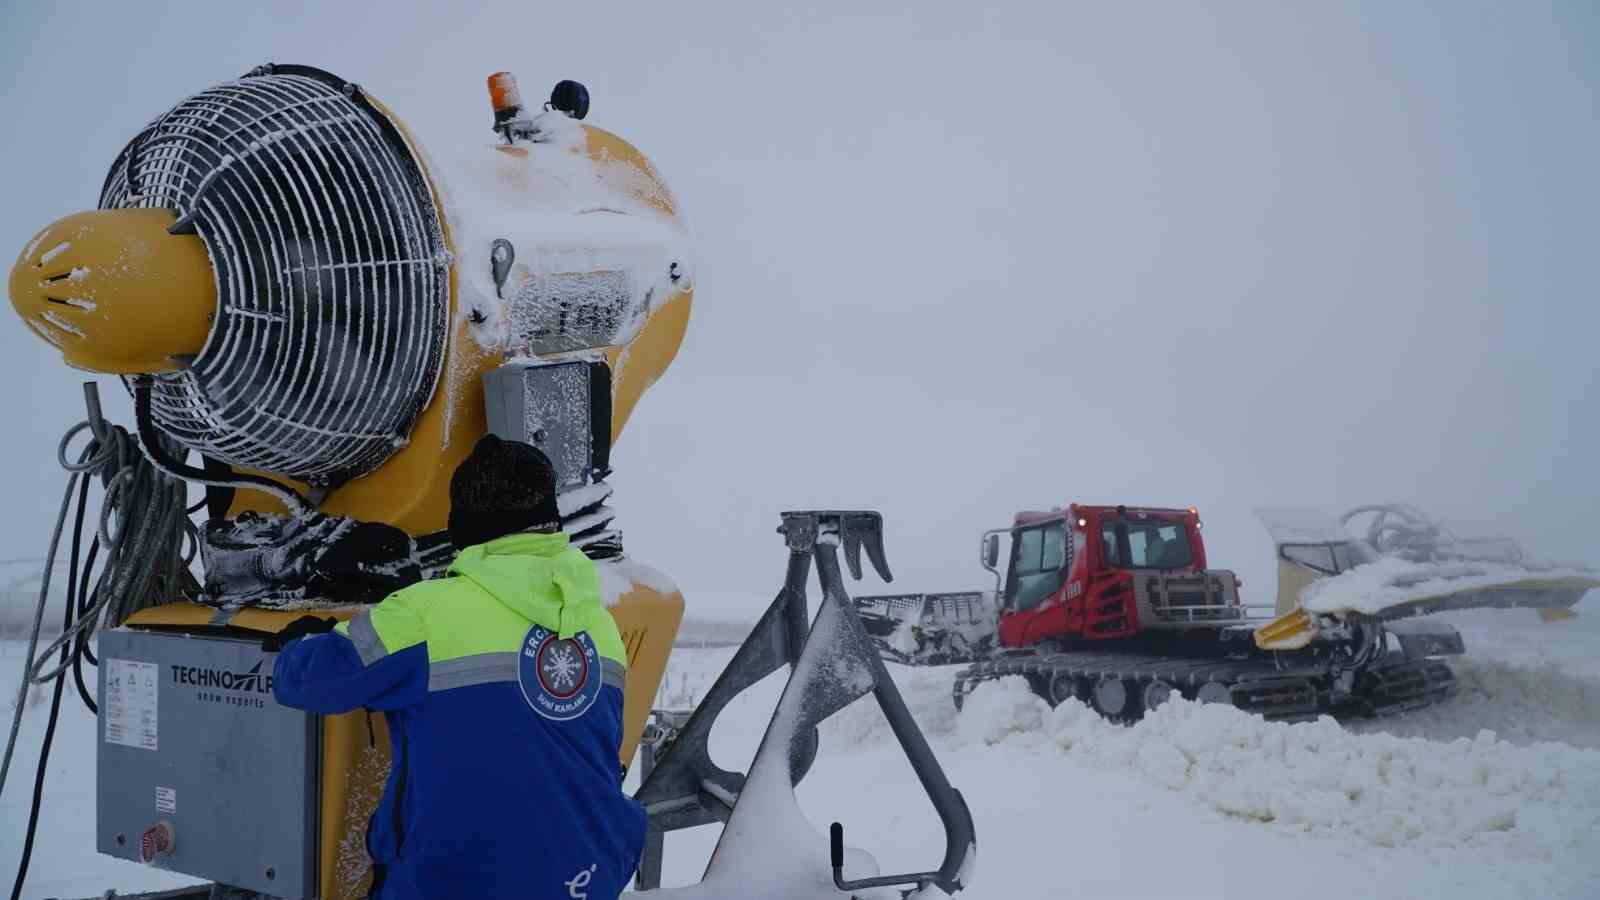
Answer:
top-left (11, 63), bottom-right (691, 529)
top-left (8, 64), bottom-right (691, 899)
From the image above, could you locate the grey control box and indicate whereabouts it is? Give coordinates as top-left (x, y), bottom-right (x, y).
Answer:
top-left (483, 358), bottom-right (611, 492)
top-left (97, 628), bottom-right (318, 898)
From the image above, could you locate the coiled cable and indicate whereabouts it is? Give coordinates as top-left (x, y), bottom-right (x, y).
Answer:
top-left (3, 385), bottom-right (199, 898)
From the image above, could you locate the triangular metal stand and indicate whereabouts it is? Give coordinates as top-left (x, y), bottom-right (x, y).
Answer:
top-left (633, 511), bottom-right (975, 896)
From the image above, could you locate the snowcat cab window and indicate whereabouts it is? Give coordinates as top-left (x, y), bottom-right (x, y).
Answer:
top-left (1107, 520), bottom-right (1194, 570)
top-left (1005, 522), bottom-right (1069, 610)
top-left (1100, 523), bottom-right (1123, 567)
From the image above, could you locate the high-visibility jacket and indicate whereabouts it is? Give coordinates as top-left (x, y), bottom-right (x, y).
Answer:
top-left (272, 531), bottom-right (647, 900)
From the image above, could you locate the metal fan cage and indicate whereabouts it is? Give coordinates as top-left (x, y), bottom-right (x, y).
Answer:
top-left (99, 64), bottom-right (449, 487)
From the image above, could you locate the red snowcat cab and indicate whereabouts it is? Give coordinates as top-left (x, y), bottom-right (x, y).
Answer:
top-left (990, 504), bottom-right (1241, 649)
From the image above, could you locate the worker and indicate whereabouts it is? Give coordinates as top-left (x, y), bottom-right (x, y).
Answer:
top-left (268, 435), bottom-right (646, 900)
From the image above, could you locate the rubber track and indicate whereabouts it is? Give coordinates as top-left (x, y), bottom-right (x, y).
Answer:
top-left (953, 651), bottom-right (1323, 721)
top-left (952, 651), bottom-right (1458, 724)
top-left (1359, 658), bottom-right (1458, 715)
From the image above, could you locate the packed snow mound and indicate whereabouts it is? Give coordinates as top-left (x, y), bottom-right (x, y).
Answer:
top-left (952, 678), bottom-right (1600, 867)
top-left (1298, 555), bottom-right (1599, 615)
top-left (827, 653), bottom-right (1600, 753)
top-left (1351, 655), bottom-right (1600, 750)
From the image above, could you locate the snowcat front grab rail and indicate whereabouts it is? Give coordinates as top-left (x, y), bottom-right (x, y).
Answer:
top-left (632, 511), bottom-right (976, 897)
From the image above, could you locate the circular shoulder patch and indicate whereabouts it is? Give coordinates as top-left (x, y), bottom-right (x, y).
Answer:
top-left (518, 625), bottom-right (602, 722)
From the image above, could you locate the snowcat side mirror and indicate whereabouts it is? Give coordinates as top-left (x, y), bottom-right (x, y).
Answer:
top-left (983, 533), bottom-right (1000, 570)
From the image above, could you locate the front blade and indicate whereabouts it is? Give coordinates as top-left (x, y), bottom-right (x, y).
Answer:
top-left (1301, 565), bottom-right (1599, 620)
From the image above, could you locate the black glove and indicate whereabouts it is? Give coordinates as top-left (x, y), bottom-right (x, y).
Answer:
top-left (308, 521), bottom-right (421, 605)
top-left (262, 615), bottom-right (339, 652)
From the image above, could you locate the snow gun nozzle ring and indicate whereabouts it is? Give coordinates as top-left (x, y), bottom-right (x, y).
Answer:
top-left (778, 510), bottom-right (893, 583)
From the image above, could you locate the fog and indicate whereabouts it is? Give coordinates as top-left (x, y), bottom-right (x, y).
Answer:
top-left (2, 2), bottom-right (1596, 620)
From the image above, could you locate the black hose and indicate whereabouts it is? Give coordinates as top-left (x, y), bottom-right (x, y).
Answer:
top-left (72, 539), bottom-right (102, 714)
top-left (4, 391), bottom-right (205, 897)
top-left (77, 535), bottom-right (101, 668)
top-left (9, 469), bottom-right (82, 900)
top-left (64, 469), bottom-right (96, 713)
top-left (0, 447), bottom-right (86, 797)
top-left (132, 377), bottom-right (310, 515)
top-left (79, 537), bottom-right (99, 668)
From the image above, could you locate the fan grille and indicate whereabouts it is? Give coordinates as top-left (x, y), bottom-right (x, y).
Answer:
top-left (100, 65), bottom-right (449, 486)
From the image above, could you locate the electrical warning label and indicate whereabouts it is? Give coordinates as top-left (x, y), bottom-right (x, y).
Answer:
top-left (104, 659), bottom-right (159, 751)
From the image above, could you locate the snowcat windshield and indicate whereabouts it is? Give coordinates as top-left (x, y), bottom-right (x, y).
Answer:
top-left (1101, 519), bottom-right (1194, 570)
top-left (1006, 521), bottom-right (1069, 609)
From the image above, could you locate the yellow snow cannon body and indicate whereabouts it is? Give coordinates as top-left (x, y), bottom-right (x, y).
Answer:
top-left (9, 64), bottom-right (690, 900)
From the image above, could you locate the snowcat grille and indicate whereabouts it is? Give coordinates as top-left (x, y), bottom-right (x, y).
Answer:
top-left (1135, 571), bottom-right (1243, 625)
top-left (99, 65), bottom-right (448, 485)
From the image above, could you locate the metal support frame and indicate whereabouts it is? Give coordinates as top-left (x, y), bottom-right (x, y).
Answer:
top-left (633, 510), bottom-right (975, 896)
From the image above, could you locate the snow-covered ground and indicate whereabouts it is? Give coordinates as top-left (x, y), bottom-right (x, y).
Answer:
top-left (4, 598), bottom-right (1599, 899)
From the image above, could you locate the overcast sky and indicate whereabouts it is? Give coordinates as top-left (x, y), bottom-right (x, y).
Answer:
top-left (2, 1), bottom-right (1596, 620)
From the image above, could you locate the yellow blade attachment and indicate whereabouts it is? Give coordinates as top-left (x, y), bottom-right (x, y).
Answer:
top-left (1255, 606), bottom-right (1318, 651)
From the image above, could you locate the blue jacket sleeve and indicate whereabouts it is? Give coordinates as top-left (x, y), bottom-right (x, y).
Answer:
top-left (272, 630), bottom-right (428, 714)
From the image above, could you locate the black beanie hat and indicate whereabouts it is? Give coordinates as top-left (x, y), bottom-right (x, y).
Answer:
top-left (447, 435), bottom-right (562, 550)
